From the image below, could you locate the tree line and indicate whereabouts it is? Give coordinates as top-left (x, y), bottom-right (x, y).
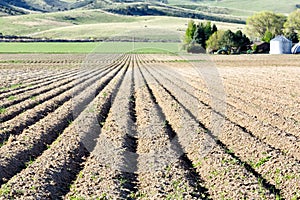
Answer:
top-left (184, 9), bottom-right (300, 53)
top-left (184, 21), bottom-right (249, 54)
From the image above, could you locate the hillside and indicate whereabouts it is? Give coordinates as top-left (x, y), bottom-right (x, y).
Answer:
top-left (1, 0), bottom-right (299, 19)
top-left (0, 0), bottom-right (298, 41)
top-left (0, 0), bottom-right (93, 14)
top-left (0, 9), bottom-right (244, 41)
top-left (0, 0), bottom-right (244, 24)
top-left (168, 0), bottom-right (300, 16)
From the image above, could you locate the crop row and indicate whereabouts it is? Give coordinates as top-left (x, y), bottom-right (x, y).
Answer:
top-left (0, 54), bottom-right (298, 199)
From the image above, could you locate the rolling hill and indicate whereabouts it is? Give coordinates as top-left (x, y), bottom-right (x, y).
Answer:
top-left (0, 9), bottom-right (244, 41)
top-left (0, 0), bottom-right (298, 40)
top-left (168, 0), bottom-right (300, 16)
top-left (0, 0), bottom-right (245, 24)
top-left (1, 0), bottom-right (299, 17)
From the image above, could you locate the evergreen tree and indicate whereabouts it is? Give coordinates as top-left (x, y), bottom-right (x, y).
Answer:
top-left (204, 21), bottom-right (213, 41)
top-left (220, 30), bottom-right (236, 49)
top-left (206, 30), bottom-right (225, 52)
top-left (212, 24), bottom-right (218, 34)
top-left (193, 23), bottom-right (206, 48)
top-left (192, 21), bottom-right (217, 49)
top-left (234, 30), bottom-right (251, 53)
top-left (184, 20), bottom-right (220, 52)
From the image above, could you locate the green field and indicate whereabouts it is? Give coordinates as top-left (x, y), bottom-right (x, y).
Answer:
top-left (0, 42), bottom-right (181, 54)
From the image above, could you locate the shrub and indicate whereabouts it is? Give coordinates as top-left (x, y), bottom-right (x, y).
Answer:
top-left (187, 43), bottom-right (205, 54)
top-left (252, 44), bottom-right (258, 52)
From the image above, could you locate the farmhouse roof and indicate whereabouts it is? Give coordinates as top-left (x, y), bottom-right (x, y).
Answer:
top-left (251, 41), bottom-right (269, 47)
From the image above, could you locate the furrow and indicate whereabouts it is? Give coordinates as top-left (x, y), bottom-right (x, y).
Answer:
top-left (151, 63), bottom-right (300, 159)
top-left (0, 70), bottom-right (84, 108)
top-left (0, 62), bottom-right (116, 123)
top-left (138, 62), bottom-right (279, 199)
top-left (66, 58), bottom-right (135, 199)
top-left (144, 62), bottom-right (300, 199)
top-left (0, 61), bottom-right (122, 144)
top-left (133, 63), bottom-right (210, 199)
top-left (177, 65), bottom-right (300, 135)
top-left (0, 68), bottom-right (80, 95)
top-left (0, 54), bottom-right (119, 95)
top-left (0, 68), bottom-right (81, 100)
top-left (0, 55), bottom-right (128, 189)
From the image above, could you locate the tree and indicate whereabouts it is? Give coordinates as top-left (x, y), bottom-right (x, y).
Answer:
top-left (193, 23), bottom-right (206, 48)
top-left (220, 30), bottom-right (236, 49)
top-left (262, 30), bottom-right (273, 43)
top-left (204, 21), bottom-right (212, 41)
top-left (187, 43), bottom-right (204, 53)
top-left (284, 9), bottom-right (300, 40)
top-left (206, 30), bottom-right (225, 52)
top-left (285, 30), bottom-right (299, 43)
top-left (206, 30), bottom-right (250, 53)
top-left (184, 21), bottom-right (218, 52)
top-left (246, 11), bottom-right (286, 40)
top-left (192, 21), bottom-right (217, 49)
top-left (212, 24), bottom-right (218, 34)
top-left (234, 30), bottom-right (251, 52)
top-left (184, 20), bottom-right (196, 45)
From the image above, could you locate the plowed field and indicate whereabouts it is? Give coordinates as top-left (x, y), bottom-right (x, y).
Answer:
top-left (0, 54), bottom-right (299, 200)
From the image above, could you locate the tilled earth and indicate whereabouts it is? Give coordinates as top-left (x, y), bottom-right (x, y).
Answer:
top-left (0, 54), bottom-right (299, 199)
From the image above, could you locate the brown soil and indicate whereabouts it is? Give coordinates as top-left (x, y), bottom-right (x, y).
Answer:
top-left (0, 54), bottom-right (299, 200)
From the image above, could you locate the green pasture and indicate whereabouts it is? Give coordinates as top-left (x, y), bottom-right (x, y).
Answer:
top-left (0, 42), bottom-right (181, 54)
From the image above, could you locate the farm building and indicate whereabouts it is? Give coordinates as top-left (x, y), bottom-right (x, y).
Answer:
top-left (250, 42), bottom-right (270, 53)
top-left (291, 43), bottom-right (300, 54)
top-left (270, 36), bottom-right (292, 54)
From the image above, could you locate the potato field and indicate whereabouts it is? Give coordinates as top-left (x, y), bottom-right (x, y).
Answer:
top-left (0, 53), bottom-right (299, 200)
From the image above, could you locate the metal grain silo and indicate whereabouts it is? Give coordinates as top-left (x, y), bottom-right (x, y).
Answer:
top-left (292, 43), bottom-right (300, 54)
top-left (270, 35), bottom-right (292, 54)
